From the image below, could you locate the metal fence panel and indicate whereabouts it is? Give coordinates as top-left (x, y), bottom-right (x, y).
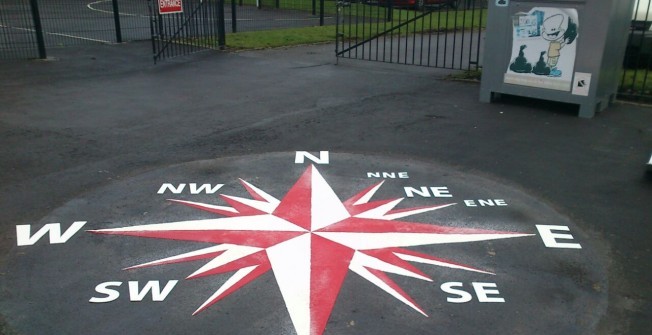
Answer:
top-left (226, 0), bottom-right (334, 33)
top-left (620, 0), bottom-right (652, 102)
top-left (148, 0), bottom-right (226, 63)
top-left (0, 0), bottom-right (40, 59)
top-left (336, 0), bottom-right (485, 71)
top-left (0, 0), bottom-right (151, 60)
top-left (1, 0), bottom-right (338, 60)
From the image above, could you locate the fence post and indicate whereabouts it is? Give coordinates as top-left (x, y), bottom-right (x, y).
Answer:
top-left (319, 0), bottom-right (324, 26)
top-left (28, 0), bottom-right (46, 59)
top-left (112, 0), bottom-right (123, 43)
top-left (232, 0), bottom-right (237, 33)
top-left (217, 0), bottom-right (226, 48)
top-left (312, 0), bottom-right (316, 16)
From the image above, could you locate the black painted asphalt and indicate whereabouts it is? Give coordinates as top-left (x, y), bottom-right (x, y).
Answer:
top-left (0, 41), bottom-right (651, 334)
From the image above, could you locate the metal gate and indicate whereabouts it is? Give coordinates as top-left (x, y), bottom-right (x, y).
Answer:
top-left (335, 0), bottom-right (486, 70)
top-left (147, 0), bottom-right (226, 63)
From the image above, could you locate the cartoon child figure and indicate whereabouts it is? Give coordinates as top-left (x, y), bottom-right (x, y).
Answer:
top-left (541, 14), bottom-right (576, 77)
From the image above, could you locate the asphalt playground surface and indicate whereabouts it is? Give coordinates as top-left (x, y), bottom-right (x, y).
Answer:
top-left (0, 41), bottom-right (651, 335)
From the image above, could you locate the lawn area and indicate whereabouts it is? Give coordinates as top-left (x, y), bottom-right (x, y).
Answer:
top-left (222, 5), bottom-right (487, 50)
top-left (620, 69), bottom-right (652, 95)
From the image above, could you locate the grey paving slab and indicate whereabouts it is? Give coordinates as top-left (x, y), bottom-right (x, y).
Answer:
top-left (0, 41), bottom-right (651, 335)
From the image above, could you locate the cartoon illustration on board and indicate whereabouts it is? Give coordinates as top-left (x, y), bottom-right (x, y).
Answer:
top-left (509, 45), bottom-right (532, 73)
top-left (504, 8), bottom-right (579, 91)
top-left (541, 14), bottom-right (578, 77)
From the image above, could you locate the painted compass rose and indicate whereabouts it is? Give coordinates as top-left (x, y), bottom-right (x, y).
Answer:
top-left (5, 152), bottom-right (602, 335)
top-left (90, 164), bottom-right (531, 335)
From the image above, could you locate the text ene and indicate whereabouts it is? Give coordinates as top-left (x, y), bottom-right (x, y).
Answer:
top-left (89, 280), bottom-right (179, 303)
top-left (464, 199), bottom-right (508, 207)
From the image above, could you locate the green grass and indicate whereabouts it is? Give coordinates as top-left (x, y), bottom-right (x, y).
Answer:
top-left (188, 3), bottom-right (487, 50)
top-left (620, 69), bottom-right (652, 95)
top-left (226, 25), bottom-right (338, 49)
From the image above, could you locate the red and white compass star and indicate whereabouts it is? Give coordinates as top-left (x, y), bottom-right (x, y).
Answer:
top-left (90, 165), bottom-right (531, 335)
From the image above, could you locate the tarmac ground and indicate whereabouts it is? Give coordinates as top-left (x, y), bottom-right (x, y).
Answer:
top-left (0, 41), bottom-right (651, 335)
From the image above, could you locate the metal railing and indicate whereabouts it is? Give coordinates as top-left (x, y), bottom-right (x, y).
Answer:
top-left (620, 0), bottom-right (652, 102)
top-left (336, 0), bottom-right (485, 70)
top-left (0, 0), bottom-right (335, 60)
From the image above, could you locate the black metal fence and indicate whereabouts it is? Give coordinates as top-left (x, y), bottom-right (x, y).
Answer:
top-left (228, 0), bottom-right (334, 32)
top-left (4, 0), bottom-right (652, 102)
top-left (0, 0), bottom-right (150, 60)
top-left (148, 0), bottom-right (226, 63)
top-left (0, 0), bottom-right (333, 60)
top-left (336, 0), bottom-right (485, 71)
top-left (620, 0), bottom-right (652, 102)
top-left (1, 0), bottom-right (43, 59)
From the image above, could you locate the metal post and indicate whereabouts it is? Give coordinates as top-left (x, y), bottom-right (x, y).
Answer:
top-left (217, 0), bottom-right (226, 48)
top-left (112, 0), bottom-right (123, 43)
top-left (335, 1), bottom-right (340, 63)
top-left (319, 0), bottom-right (324, 26)
top-left (276, 0), bottom-right (280, 9)
top-left (231, 0), bottom-right (237, 33)
top-left (28, 0), bottom-right (46, 59)
top-left (312, 0), bottom-right (316, 16)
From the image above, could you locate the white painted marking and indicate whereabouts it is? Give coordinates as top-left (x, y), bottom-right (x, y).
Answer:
top-left (92, 215), bottom-right (306, 233)
top-left (267, 235), bottom-right (311, 335)
top-left (87, 0), bottom-right (140, 16)
top-left (222, 194), bottom-right (278, 213)
top-left (396, 253), bottom-right (493, 275)
top-left (0, 24), bottom-right (110, 43)
top-left (194, 266), bottom-right (258, 314)
top-left (536, 225), bottom-right (582, 249)
top-left (126, 245), bottom-right (237, 270)
top-left (358, 202), bottom-right (456, 220)
top-left (311, 167), bottom-right (350, 231)
top-left (167, 199), bottom-right (238, 214)
top-left (16, 221), bottom-right (87, 246)
top-left (404, 186), bottom-right (452, 198)
top-left (472, 282), bottom-right (505, 303)
top-left (350, 251), bottom-right (431, 281)
top-left (158, 183), bottom-right (224, 194)
top-left (295, 151), bottom-right (329, 164)
top-left (317, 232), bottom-right (533, 250)
top-left (128, 280), bottom-right (179, 301)
top-left (441, 282), bottom-right (473, 303)
top-left (353, 180), bottom-right (384, 205)
top-left (188, 245), bottom-right (263, 279)
top-left (89, 281), bottom-right (122, 303)
top-left (239, 178), bottom-right (281, 207)
top-left (158, 183), bottom-right (186, 194)
top-left (349, 252), bottom-right (428, 316)
top-left (354, 198), bottom-right (404, 219)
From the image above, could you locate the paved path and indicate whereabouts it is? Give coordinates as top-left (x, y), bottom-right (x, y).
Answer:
top-left (0, 42), bottom-right (650, 335)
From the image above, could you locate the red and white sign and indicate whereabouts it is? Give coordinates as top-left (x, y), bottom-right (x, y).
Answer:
top-left (158, 0), bottom-right (183, 14)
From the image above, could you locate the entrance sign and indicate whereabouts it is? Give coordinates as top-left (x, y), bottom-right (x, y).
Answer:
top-left (158, 0), bottom-right (183, 14)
